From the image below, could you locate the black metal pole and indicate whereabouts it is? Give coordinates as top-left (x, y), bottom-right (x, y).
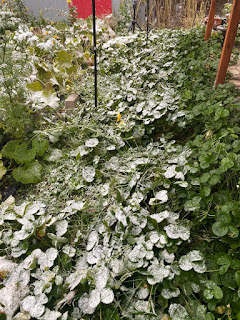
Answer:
top-left (92, 0), bottom-right (97, 109)
top-left (133, 1), bottom-right (136, 33)
top-left (146, 0), bottom-right (149, 42)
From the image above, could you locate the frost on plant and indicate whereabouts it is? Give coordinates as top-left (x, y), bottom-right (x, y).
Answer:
top-left (82, 166), bottom-right (96, 182)
top-left (149, 190), bottom-right (168, 205)
top-left (85, 138), bottom-right (99, 148)
top-left (164, 223), bottom-right (190, 241)
top-left (179, 250), bottom-right (206, 273)
top-left (169, 304), bottom-right (190, 320)
top-left (0, 10), bottom-right (230, 319)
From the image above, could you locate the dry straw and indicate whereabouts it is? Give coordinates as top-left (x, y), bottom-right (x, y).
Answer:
top-left (133, 0), bottom-right (208, 29)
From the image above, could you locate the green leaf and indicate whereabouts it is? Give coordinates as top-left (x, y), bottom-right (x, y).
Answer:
top-left (32, 138), bottom-right (49, 157)
top-left (221, 270), bottom-right (237, 288)
top-left (205, 313), bottom-right (215, 320)
top-left (228, 224), bottom-right (239, 238)
top-left (14, 143), bottom-right (36, 164)
top-left (12, 161), bottom-right (42, 184)
top-left (83, 52), bottom-right (91, 59)
top-left (207, 300), bottom-right (216, 311)
top-left (217, 212), bottom-right (231, 224)
top-left (213, 286), bottom-right (223, 300)
top-left (212, 221), bottom-right (228, 237)
top-left (221, 202), bottom-right (233, 213)
top-left (1, 140), bottom-right (21, 159)
top-left (217, 256), bottom-right (232, 277)
top-left (190, 177), bottom-right (200, 186)
top-left (66, 65), bottom-right (77, 75)
top-left (214, 108), bottom-right (229, 121)
top-left (47, 233), bottom-right (68, 244)
top-left (0, 160), bottom-right (7, 180)
top-left (1, 141), bottom-right (36, 164)
top-left (231, 259), bottom-right (240, 270)
top-left (203, 289), bottom-right (213, 300)
top-left (200, 173), bottom-right (210, 184)
top-left (235, 271), bottom-right (240, 287)
top-left (26, 81), bottom-right (43, 91)
top-left (222, 109), bottom-right (230, 117)
top-left (209, 174), bottom-right (220, 186)
top-left (229, 238), bottom-right (240, 249)
top-left (196, 305), bottom-right (207, 318)
top-left (147, 216), bottom-right (159, 230)
top-left (221, 157), bottom-right (234, 172)
top-left (219, 264), bottom-right (229, 275)
top-left (199, 155), bottom-right (210, 169)
top-left (217, 254), bottom-right (231, 264)
top-left (158, 296), bottom-right (168, 310)
top-left (56, 50), bottom-right (73, 68)
top-left (184, 196), bottom-right (201, 211)
top-left (200, 186), bottom-right (211, 197)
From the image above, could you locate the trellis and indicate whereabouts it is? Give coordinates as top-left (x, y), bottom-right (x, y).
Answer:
top-left (205, 0), bottom-right (240, 87)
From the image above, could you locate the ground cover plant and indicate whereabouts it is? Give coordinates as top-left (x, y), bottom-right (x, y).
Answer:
top-left (1, 1), bottom-right (240, 320)
top-left (0, 0), bottom-right (115, 199)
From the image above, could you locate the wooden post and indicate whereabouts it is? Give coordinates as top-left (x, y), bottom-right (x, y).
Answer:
top-left (204, 0), bottom-right (217, 41)
top-left (215, 0), bottom-right (240, 87)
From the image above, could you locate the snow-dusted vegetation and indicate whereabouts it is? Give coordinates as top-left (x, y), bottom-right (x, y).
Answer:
top-left (1, 1), bottom-right (240, 319)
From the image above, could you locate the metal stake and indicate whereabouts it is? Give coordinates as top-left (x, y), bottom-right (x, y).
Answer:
top-left (147, 0), bottom-right (150, 42)
top-left (92, 0), bottom-right (97, 108)
top-left (129, 0), bottom-right (142, 32)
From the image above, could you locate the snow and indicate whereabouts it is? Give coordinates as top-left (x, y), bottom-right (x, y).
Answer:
top-left (85, 138), bottom-right (99, 148)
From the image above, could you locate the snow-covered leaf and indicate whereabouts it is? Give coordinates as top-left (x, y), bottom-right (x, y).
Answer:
top-left (169, 304), bottom-right (190, 320)
top-left (89, 289), bottom-right (101, 309)
top-left (86, 231), bottom-right (99, 251)
top-left (135, 300), bottom-right (149, 313)
top-left (85, 138), bottom-right (99, 148)
top-left (22, 296), bottom-right (45, 318)
top-left (164, 223), bottom-right (190, 241)
top-left (137, 287), bottom-right (149, 300)
top-left (44, 149), bottom-right (63, 162)
top-left (78, 293), bottom-right (96, 315)
top-left (150, 211), bottom-right (169, 223)
top-left (100, 288), bottom-right (114, 304)
top-left (164, 165), bottom-right (177, 178)
top-left (55, 220), bottom-right (68, 237)
top-left (162, 288), bottom-right (180, 299)
top-left (38, 248), bottom-right (58, 270)
top-left (149, 190), bottom-right (168, 205)
top-left (82, 166), bottom-right (96, 183)
top-left (95, 266), bottom-right (109, 289)
top-left (179, 250), bottom-right (206, 273)
top-left (40, 308), bottom-right (61, 320)
top-left (62, 245), bottom-right (76, 258)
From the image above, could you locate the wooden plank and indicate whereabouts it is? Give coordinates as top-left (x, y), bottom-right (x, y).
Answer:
top-left (204, 0), bottom-right (217, 41)
top-left (215, 0), bottom-right (240, 87)
top-left (65, 93), bottom-right (79, 109)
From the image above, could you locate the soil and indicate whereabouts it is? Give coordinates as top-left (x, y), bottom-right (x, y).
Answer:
top-left (228, 55), bottom-right (240, 89)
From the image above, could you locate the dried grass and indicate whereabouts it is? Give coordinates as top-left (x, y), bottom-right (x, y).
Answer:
top-left (138, 0), bottom-right (208, 29)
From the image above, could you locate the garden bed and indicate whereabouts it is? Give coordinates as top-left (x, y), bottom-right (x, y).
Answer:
top-left (1, 2), bottom-right (240, 320)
